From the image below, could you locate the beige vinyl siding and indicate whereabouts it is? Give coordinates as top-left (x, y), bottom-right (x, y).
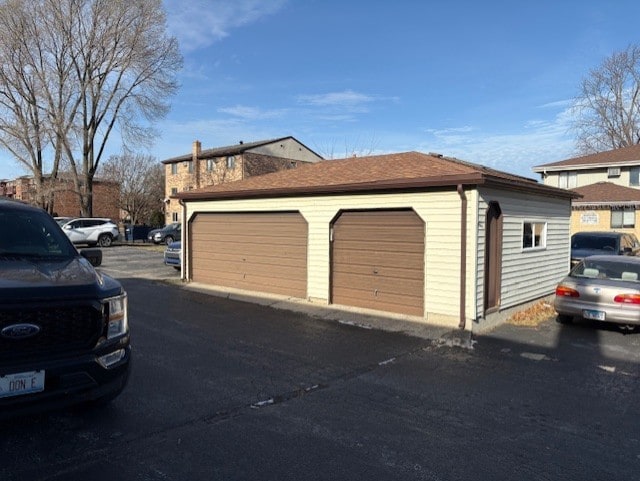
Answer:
top-left (476, 188), bottom-right (571, 316)
top-left (543, 167), bottom-right (640, 190)
top-left (184, 189), bottom-right (480, 328)
top-left (249, 138), bottom-right (321, 163)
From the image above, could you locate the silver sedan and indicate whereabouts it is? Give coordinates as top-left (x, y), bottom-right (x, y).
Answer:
top-left (554, 255), bottom-right (640, 327)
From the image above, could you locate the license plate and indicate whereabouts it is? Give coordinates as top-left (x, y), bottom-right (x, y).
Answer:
top-left (583, 309), bottom-right (606, 321)
top-left (0, 370), bottom-right (45, 399)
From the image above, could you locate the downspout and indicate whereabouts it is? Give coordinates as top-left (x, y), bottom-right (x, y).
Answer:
top-left (179, 198), bottom-right (186, 280)
top-left (457, 184), bottom-right (467, 330)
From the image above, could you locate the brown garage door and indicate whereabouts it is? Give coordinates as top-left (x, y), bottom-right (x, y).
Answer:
top-left (190, 212), bottom-right (307, 298)
top-left (331, 210), bottom-right (424, 316)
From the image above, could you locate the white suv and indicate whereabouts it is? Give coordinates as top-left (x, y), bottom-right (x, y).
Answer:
top-left (60, 218), bottom-right (119, 247)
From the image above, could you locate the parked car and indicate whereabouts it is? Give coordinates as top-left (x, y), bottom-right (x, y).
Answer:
top-left (54, 216), bottom-right (74, 227)
top-left (60, 217), bottom-right (119, 247)
top-left (570, 231), bottom-right (640, 266)
top-left (554, 255), bottom-right (640, 329)
top-left (148, 222), bottom-right (181, 245)
top-left (0, 199), bottom-right (130, 417)
top-left (164, 241), bottom-right (182, 270)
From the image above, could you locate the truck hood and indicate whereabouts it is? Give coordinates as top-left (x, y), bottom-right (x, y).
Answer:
top-left (0, 256), bottom-right (122, 301)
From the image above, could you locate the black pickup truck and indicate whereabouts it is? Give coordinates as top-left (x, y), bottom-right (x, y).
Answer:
top-left (0, 199), bottom-right (131, 417)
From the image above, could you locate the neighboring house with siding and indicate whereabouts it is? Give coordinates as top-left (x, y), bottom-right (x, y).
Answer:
top-left (174, 151), bottom-right (575, 333)
top-left (570, 182), bottom-right (640, 239)
top-left (532, 145), bottom-right (640, 190)
top-left (161, 137), bottom-right (322, 224)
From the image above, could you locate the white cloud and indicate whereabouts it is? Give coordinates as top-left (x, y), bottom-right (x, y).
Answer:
top-left (420, 106), bottom-right (578, 178)
top-left (164, 0), bottom-right (287, 52)
top-left (217, 105), bottom-right (286, 120)
top-left (298, 90), bottom-right (375, 108)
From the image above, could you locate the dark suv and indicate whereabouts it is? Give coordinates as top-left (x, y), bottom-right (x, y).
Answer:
top-left (147, 222), bottom-right (181, 245)
top-left (570, 231), bottom-right (640, 266)
top-left (0, 200), bottom-right (130, 417)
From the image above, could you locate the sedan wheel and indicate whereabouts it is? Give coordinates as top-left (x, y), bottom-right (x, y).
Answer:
top-left (98, 234), bottom-right (113, 247)
top-left (164, 235), bottom-right (174, 245)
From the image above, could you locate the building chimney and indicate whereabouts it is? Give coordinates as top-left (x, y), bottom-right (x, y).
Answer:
top-left (239, 140), bottom-right (244, 145)
top-left (192, 140), bottom-right (201, 160)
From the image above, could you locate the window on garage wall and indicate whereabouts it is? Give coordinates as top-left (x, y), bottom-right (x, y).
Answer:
top-left (522, 221), bottom-right (546, 250)
top-left (611, 207), bottom-right (635, 228)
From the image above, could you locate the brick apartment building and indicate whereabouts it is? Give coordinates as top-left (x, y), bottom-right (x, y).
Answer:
top-left (161, 137), bottom-right (323, 224)
top-left (0, 176), bottom-right (120, 220)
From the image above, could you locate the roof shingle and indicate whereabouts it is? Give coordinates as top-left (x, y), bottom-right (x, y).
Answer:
top-left (533, 145), bottom-right (640, 171)
top-left (571, 181), bottom-right (640, 204)
top-left (175, 151), bottom-right (574, 201)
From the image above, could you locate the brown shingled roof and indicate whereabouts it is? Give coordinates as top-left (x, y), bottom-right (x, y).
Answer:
top-left (161, 136), bottom-right (320, 164)
top-left (533, 145), bottom-right (640, 172)
top-left (571, 182), bottom-right (640, 205)
top-left (176, 151), bottom-right (575, 201)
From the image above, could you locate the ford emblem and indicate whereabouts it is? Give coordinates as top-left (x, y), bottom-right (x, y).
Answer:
top-left (1, 323), bottom-right (41, 340)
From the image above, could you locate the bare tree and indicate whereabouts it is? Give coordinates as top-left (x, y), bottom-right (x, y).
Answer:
top-left (572, 44), bottom-right (640, 154)
top-left (0, 0), bottom-right (182, 215)
top-left (314, 134), bottom-right (380, 160)
top-left (0, 0), bottom-right (68, 211)
top-left (100, 153), bottom-right (163, 225)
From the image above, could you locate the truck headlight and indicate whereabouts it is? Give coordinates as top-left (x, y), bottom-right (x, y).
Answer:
top-left (105, 293), bottom-right (128, 339)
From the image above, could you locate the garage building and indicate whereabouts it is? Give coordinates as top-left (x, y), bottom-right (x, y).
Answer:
top-left (175, 151), bottom-right (575, 332)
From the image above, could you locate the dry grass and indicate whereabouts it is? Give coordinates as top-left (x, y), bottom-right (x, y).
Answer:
top-left (506, 300), bottom-right (556, 327)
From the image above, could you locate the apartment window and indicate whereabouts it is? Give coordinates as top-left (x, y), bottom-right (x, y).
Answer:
top-left (187, 161), bottom-right (193, 173)
top-left (522, 221), bottom-right (546, 250)
top-left (226, 155), bottom-right (235, 169)
top-left (172, 212), bottom-right (178, 222)
top-left (206, 158), bottom-right (215, 171)
top-left (558, 171), bottom-right (577, 189)
top-left (630, 167), bottom-right (640, 186)
top-left (171, 187), bottom-right (177, 195)
top-left (171, 163), bottom-right (177, 175)
top-left (611, 207), bottom-right (635, 228)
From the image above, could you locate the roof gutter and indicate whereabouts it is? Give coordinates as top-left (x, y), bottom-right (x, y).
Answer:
top-left (457, 184), bottom-right (467, 330)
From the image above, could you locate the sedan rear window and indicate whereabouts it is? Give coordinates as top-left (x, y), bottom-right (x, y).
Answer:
top-left (571, 259), bottom-right (640, 282)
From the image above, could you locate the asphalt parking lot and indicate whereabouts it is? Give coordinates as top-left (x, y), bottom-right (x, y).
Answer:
top-left (2, 244), bottom-right (640, 480)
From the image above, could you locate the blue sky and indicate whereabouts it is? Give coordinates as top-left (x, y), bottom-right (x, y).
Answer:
top-left (1, 0), bottom-right (639, 180)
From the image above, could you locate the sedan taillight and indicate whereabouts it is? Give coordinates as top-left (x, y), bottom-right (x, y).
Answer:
top-left (613, 294), bottom-right (640, 304)
top-left (556, 285), bottom-right (579, 297)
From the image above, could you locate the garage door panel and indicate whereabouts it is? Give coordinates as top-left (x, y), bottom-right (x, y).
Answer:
top-left (331, 264), bottom-right (423, 282)
top-left (194, 268), bottom-right (306, 296)
top-left (194, 258), bottom-right (306, 278)
top-left (192, 242), bottom-right (307, 260)
top-left (333, 240), bottom-right (424, 254)
top-left (333, 287), bottom-right (424, 317)
top-left (193, 252), bottom-right (306, 269)
top-left (191, 212), bottom-right (307, 298)
top-left (331, 210), bottom-right (424, 316)
top-left (332, 250), bottom-right (425, 269)
top-left (332, 272), bottom-right (423, 296)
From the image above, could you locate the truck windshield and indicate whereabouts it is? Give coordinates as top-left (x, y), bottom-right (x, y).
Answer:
top-left (0, 210), bottom-right (76, 259)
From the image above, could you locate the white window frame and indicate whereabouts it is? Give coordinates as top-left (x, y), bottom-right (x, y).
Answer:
top-left (171, 163), bottom-right (177, 175)
top-left (522, 221), bottom-right (547, 251)
top-left (558, 171), bottom-right (577, 189)
top-left (226, 155), bottom-right (235, 169)
top-left (206, 158), bottom-right (215, 171)
top-left (611, 207), bottom-right (635, 228)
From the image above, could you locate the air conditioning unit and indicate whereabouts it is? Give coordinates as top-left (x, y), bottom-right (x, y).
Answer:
top-left (608, 167), bottom-right (621, 177)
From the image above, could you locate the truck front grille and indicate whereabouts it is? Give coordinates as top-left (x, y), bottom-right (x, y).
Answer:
top-left (0, 303), bottom-right (104, 362)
